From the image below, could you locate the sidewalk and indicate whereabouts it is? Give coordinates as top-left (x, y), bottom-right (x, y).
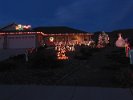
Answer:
top-left (0, 85), bottom-right (132, 100)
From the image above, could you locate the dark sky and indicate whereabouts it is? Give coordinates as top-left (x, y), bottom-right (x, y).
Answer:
top-left (0, 0), bottom-right (133, 32)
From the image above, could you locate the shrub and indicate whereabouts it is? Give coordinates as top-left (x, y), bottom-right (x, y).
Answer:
top-left (74, 46), bottom-right (100, 60)
top-left (0, 60), bottom-right (17, 72)
top-left (28, 48), bottom-right (65, 69)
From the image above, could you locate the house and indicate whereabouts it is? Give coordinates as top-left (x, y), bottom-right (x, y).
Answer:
top-left (0, 23), bottom-right (93, 49)
top-left (34, 26), bottom-right (93, 46)
top-left (0, 23), bottom-right (44, 49)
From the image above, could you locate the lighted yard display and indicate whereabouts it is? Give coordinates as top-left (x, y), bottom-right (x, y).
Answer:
top-left (115, 34), bottom-right (131, 57)
top-left (97, 32), bottom-right (109, 48)
top-left (115, 34), bottom-right (125, 47)
top-left (55, 42), bottom-right (69, 60)
top-left (87, 39), bottom-right (96, 48)
top-left (125, 39), bottom-right (131, 57)
top-left (49, 37), bottom-right (54, 42)
top-left (16, 24), bottom-right (31, 30)
top-left (54, 38), bottom-right (98, 60)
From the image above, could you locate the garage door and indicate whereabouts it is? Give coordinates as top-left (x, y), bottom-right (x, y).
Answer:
top-left (0, 36), bottom-right (4, 49)
top-left (7, 35), bottom-right (36, 49)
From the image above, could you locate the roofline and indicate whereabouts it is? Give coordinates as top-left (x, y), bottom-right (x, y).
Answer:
top-left (0, 31), bottom-right (93, 36)
top-left (0, 31), bottom-right (45, 36)
top-left (34, 26), bottom-right (89, 33)
top-left (0, 23), bottom-right (18, 30)
top-left (42, 33), bottom-right (93, 36)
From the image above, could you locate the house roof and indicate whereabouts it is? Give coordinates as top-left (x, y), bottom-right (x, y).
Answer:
top-left (0, 23), bottom-right (32, 32)
top-left (33, 26), bottom-right (91, 34)
top-left (0, 23), bottom-right (18, 31)
top-left (0, 23), bottom-right (44, 35)
top-left (0, 23), bottom-right (93, 35)
top-left (0, 31), bottom-right (45, 36)
top-left (0, 29), bottom-right (39, 34)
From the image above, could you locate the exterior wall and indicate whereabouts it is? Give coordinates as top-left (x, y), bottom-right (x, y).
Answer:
top-left (44, 34), bottom-right (92, 46)
top-left (7, 35), bottom-right (36, 49)
top-left (43, 36), bottom-right (55, 46)
top-left (36, 34), bottom-right (44, 46)
top-left (0, 36), bottom-right (4, 49)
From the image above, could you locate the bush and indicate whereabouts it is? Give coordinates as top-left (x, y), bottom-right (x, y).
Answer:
top-left (106, 48), bottom-right (130, 64)
top-left (9, 54), bottom-right (25, 63)
top-left (0, 54), bottom-right (26, 72)
top-left (74, 46), bottom-right (100, 60)
top-left (0, 60), bottom-right (17, 72)
top-left (28, 48), bottom-right (65, 69)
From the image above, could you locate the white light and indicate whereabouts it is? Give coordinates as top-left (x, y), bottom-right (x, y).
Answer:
top-left (49, 37), bottom-right (54, 42)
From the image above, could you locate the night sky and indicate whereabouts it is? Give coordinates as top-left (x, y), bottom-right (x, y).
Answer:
top-left (1, 0), bottom-right (133, 32)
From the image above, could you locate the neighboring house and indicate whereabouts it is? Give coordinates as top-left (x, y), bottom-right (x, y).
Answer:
top-left (0, 23), bottom-right (44, 49)
top-left (34, 26), bottom-right (93, 46)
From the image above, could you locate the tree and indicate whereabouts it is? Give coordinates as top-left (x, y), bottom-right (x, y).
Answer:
top-left (97, 31), bottom-right (109, 48)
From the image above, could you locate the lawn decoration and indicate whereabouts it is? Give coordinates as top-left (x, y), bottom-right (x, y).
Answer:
top-left (125, 39), bottom-right (131, 57)
top-left (66, 42), bottom-right (75, 51)
top-left (25, 49), bottom-right (29, 62)
top-left (97, 31), bottom-right (109, 48)
top-left (115, 33), bottom-right (125, 47)
top-left (88, 39), bottom-right (96, 48)
top-left (55, 42), bottom-right (69, 60)
top-left (16, 24), bottom-right (31, 30)
top-left (57, 47), bottom-right (68, 60)
top-left (129, 50), bottom-right (133, 64)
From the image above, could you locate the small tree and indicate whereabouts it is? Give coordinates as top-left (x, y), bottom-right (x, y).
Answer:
top-left (97, 31), bottom-right (109, 48)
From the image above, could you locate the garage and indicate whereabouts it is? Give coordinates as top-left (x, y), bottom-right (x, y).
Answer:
top-left (7, 35), bottom-right (36, 49)
top-left (0, 36), bottom-right (4, 49)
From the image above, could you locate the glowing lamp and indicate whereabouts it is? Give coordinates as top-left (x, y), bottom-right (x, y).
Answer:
top-left (49, 37), bottom-right (54, 42)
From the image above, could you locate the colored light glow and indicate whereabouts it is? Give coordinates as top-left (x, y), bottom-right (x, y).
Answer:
top-left (16, 24), bottom-right (31, 30)
top-left (43, 33), bottom-right (93, 36)
top-left (57, 50), bottom-right (68, 60)
top-left (0, 32), bottom-right (45, 36)
top-left (125, 42), bottom-right (131, 57)
top-left (49, 37), bottom-right (54, 42)
top-left (55, 42), bottom-right (69, 60)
